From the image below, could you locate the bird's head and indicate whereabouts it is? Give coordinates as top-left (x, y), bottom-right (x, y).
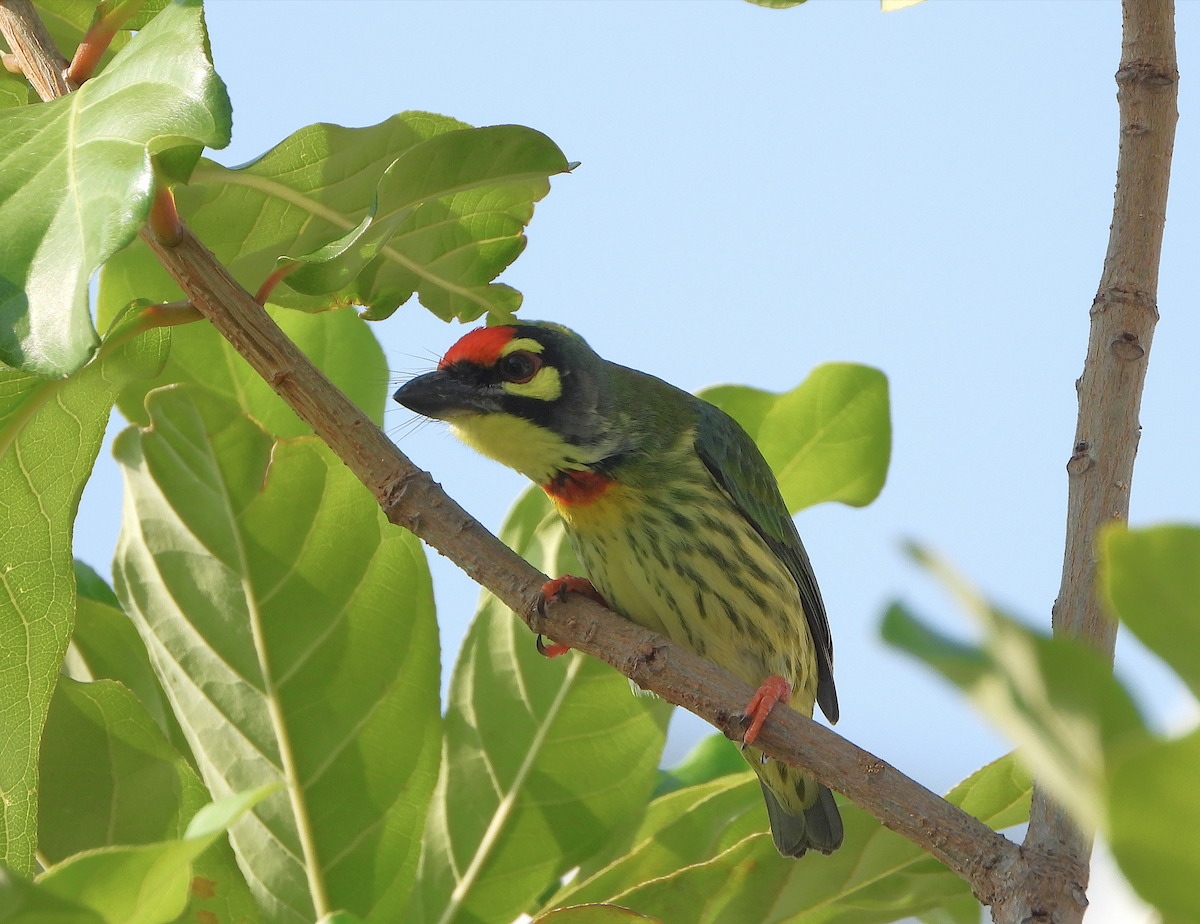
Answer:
top-left (393, 323), bottom-right (627, 485)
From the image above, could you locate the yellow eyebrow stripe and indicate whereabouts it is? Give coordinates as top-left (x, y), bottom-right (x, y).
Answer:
top-left (500, 337), bottom-right (545, 356)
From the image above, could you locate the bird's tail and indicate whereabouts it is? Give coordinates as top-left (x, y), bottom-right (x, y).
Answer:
top-left (754, 762), bottom-right (843, 858)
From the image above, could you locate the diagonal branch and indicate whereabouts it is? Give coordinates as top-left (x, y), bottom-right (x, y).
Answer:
top-left (138, 223), bottom-right (1030, 905)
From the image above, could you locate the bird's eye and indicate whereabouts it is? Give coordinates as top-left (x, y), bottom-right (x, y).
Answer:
top-left (497, 351), bottom-right (541, 384)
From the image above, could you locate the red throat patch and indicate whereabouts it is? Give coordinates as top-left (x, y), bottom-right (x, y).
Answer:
top-left (542, 470), bottom-right (613, 506)
top-left (439, 326), bottom-right (516, 369)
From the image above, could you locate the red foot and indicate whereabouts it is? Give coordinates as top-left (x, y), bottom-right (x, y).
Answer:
top-left (536, 575), bottom-right (607, 658)
top-left (536, 637), bottom-right (572, 658)
top-left (742, 674), bottom-right (791, 745)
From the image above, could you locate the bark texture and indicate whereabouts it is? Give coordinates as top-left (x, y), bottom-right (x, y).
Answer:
top-left (1003, 2), bottom-right (1179, 922)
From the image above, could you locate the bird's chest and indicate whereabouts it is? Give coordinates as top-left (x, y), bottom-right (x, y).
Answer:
top-left (552, 478), bottom-right (816, 706)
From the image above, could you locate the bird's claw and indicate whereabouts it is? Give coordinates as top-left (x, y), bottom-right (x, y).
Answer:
top-left (536, 635), bottom-right (571, 658)
top-left (741, 674), bottom-right (792, 746)
top-left (534, 575), bottom-right (607, 658)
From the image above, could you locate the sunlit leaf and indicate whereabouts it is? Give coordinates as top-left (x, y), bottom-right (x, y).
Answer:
top-left (0, 314), bottom-right (167, 876)
top-left (37, 677), bottom-right (261, 924)
top-left (37, 787), bottom-right (270, 924)
top-left (103, 301), bottom-right (388, 438)
top-left (555, 754), bottom-right (1024, 924)
top-left (277, 125), bottom-right (570, 311)
top-left (0, 868), bottom-right (106, 924)
top-left (410, 486), bottom-right (671, 924)
top-left (883, 550), bottom-right (1147, 832)
top-left (113, 386), bottom-right (441, 924)
top-left (654, 733), bottom-right (746, 797)
top-left (0, 0), bottom-right (230, 375)
top-left (38, 678), bottom-right (204, 863)
top-left (0, 69), bottom-right (33, 109)
top-left (32, 0), bottom-right (170, 79)
top-left (100, 114), bottom-right (570, 327)
top-left (1109, 729), bottom-right (1200, 923)
top-left (534, 905), bottom-right (663, 924)
top-left (698, 363), bottom-right (890, 513)
top-left (67, 561), bottom-right (187, 752)
top-left (918, 896), bottom-right (981, 924)
top-left (1104, 524), bottom-right (1200, 699)
top-left (553, 773), bottom-right (762, 910)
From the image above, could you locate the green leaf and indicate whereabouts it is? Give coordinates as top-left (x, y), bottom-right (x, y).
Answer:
top-left (66, 561), bottom-right (186, 751)
top-left (113, 386), bottom-right (441, 924)
top-left (100, 114), bottom-right (570, 327)
top-left (0, 317), bottom-right (168, 876)
top-left (698, 363), bottom-right (891, 513)
top-left (32, 1), bottom-right (171, 80)
top-left (0, 69), bottom-right (34, 110)
top-left (883, 551), bottom-right (1148, 832)
top-left (556, 754), bottom-right (1023, 924)
top-left (0, 0), bottom-right (231, 375)
top-left (744, 0), bottom-right (808, 7)
top-left (1103, 524), bottom-right (1200, 699)
top-left (99, 244), bottom-right (388, 439)
top-left (278, 212), bottom-right (387, 298)
top-left (37, 787), bottom-right (270, 924)
top-left (553, 774), bottom-right (763, 910)
top-left (105, 301), bottom-right (388, 437)
top-left (73, 560), bottom-right (121, 609)
top-left (37, 675), bottom-right (261, 924)
top-left (533, 905), bottom-right (663, 924)
top-left (654, 733), bottom-right (746, 797)
top-left (1109, 729), bottom-right (1200, 922)
top-left (0, 868), bottom-right (107, 924)
top-left (411, 486), bottom-right (672, 924)
top-left (277, 124), bottom-right (569, 309)
top-left (38, 678), bottom-right (204, 863)
top-left (942, 750), bottom-right (1031, 833)
top-left (918, 895), bottom-right (982, 924)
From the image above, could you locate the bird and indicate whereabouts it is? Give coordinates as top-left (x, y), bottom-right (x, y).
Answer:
top-left (393, 321), bottom-right (842, 858)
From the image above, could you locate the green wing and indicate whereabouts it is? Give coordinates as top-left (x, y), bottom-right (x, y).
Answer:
top-left (692, 398), bottom-right (838, 724)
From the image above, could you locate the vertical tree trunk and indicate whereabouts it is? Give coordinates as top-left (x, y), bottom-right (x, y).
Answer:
top-left (998, 1), bottom-right (1178, 921)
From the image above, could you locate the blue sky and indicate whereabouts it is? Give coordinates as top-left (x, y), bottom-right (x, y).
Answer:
top-left (76, 3), bottom-right (1198, 918)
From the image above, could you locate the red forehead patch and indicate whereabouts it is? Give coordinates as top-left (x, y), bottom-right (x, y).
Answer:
top-left (438, 326), bottom-right (516, 370)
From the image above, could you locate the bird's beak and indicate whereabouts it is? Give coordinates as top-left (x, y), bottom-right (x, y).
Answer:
top-left (393, 371), bottom-right (498, 419)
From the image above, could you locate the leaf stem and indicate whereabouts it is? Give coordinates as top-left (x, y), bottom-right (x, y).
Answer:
top-left (243, 574), bottom-right (332, 919)
top-left (147, 179), bottom-right (184, 246)
top-left (67, 0), bottom-right (144, 85)
top-left (96, 301), bottom-right (203, 360)
top-left (255, 262), bottom-right (300, 306)
top-left (437, 656), bottom-right (585, 924)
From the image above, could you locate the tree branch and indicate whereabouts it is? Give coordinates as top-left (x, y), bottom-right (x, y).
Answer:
top-left (1012, 1), bottom-right (1179, 922)
top-left (134, 222), bottom-right (1028, 902)
top-left (0, 0), bottom-right (72, 99)
top-left (3, 1), bottom-right (1109, 916)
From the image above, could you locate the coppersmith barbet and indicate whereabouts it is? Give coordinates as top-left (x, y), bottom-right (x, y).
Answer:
top-left (394, 322), bottom-right (842, 857)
